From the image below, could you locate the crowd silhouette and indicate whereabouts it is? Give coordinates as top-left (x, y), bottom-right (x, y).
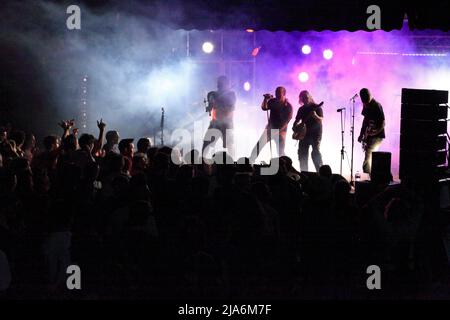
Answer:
top-left (0, 119), bottom-right (448, 299)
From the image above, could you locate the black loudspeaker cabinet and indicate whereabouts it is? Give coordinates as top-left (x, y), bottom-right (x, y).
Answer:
top-left (401, 103), bottom-right (448, 121)
top-left (400, 88), bottom-right (449, 181)
top-left (399, 149), bottom-right (447, 178)
top-left (400, 119), bottom-right (447, 136)
top-left (300, 171), bottom-right (318, 179)
top-left (401, 88), bottom-right (448, 104)
top-left (371, 152), bottom-right (392, 184)
top-left (400, 134), bottom-right (447, 152)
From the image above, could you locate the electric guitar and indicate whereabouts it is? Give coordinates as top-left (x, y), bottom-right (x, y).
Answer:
top-left (361, 120), bottom-right (375, 151)
top-left (292, 101), bottom-right (324, 141)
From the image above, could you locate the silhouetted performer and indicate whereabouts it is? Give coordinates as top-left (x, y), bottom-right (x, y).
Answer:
top-left (202, 76), bottom-right (236, 159)
top-left (249, 86), bottom-right (293, 163)
top-left (358, 88), bottom-right (385, 174)
top-left (293, 90), bottom-right (323, 172)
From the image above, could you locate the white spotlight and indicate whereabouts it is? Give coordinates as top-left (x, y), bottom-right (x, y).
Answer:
top-left (301, 45), bottom-right (311, 55)
top-left (323, 49), bottom-right (333, 60)
top-left (202, 42), bottom-right (214, 54)
top-left (298, 72), bottom-right (309, 83)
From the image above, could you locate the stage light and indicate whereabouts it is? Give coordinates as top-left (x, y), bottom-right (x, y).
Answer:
top-left (357, 51), bottom-right (399, 55)
top-left (401, 53), bottom-right (448, 57)
top-left (202, 42), bottom-right (214, 54)
top-left (323, 49), bottom-right (333, 60)
top-left (298, 72), bottom-right (309, 83)
top-left (251, 47), bottom-right (261, 57)
top-left (243, 81), bottom-right (251, 91)
top-left (301, 45), bottom-right (311, 55)
top-left (246, 29), bottom-right (254, 33)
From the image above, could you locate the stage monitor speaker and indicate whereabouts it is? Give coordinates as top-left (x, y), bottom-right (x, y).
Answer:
top-left (300, 171), bottom-right (319, 180)
top-left (371, 152), bottom-right (392, 185)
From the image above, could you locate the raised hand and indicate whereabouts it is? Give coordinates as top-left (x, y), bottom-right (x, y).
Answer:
top-left (97, 118), bottom-right (106, 130)
top-left (58, 120), bottom-right (68, 130)
top-left (58, 119), bottom-right (75, 130)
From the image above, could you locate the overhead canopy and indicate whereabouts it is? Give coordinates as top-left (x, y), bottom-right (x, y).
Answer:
top-left (80, 0), bottom-right (449, 31)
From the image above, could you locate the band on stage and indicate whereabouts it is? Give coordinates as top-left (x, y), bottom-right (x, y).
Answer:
top-left (202, 76), bottom-right (385, 178)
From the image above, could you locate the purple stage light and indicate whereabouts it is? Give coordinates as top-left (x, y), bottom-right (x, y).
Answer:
top-left (323, 49), bottom-right (333, 60)
top-left (301, 45), bottom-right (311, 55)
top-left (243, 81), bottom-right (251, 91)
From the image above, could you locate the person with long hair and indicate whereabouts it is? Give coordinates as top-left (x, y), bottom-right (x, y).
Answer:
top-left (292, 90), bottom-right (324, 172)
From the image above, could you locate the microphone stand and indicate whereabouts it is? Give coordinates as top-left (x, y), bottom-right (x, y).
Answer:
top-left (350, 97), bottom-right (356, 186)
top-left (263, 95), bottom-right (273, 161)
top-left (266, 109), bottom-right (272, 160)
top-left (339, 109), bottom-right (345, 176)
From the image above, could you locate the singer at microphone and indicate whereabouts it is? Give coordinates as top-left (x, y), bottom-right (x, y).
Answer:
top-left (337, 107), bottom-right (345, 112)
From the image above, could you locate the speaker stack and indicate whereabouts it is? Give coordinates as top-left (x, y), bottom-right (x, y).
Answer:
top-left (400, 88), bottom-right (449, 182)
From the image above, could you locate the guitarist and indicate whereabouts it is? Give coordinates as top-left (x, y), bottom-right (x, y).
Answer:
top-left (357, 88), bottom-right (385, 174)
top-left (249, 86), bottom-right (293, 163)
top-left (202, 76), bottom-right (237, 159)
top-left (293, 90), bottom-right (323, 172)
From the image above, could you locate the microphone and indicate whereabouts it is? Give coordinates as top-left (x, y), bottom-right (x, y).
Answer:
top-left (350, 93), bottom-right (358, 101)
top-left (337, 107), bottom-right (345, 112)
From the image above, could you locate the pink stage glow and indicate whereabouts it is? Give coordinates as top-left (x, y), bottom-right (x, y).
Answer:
top-left (229, 30), bottom-right (450, 179)
top-left (298, 72), bottom-right (309, 82)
